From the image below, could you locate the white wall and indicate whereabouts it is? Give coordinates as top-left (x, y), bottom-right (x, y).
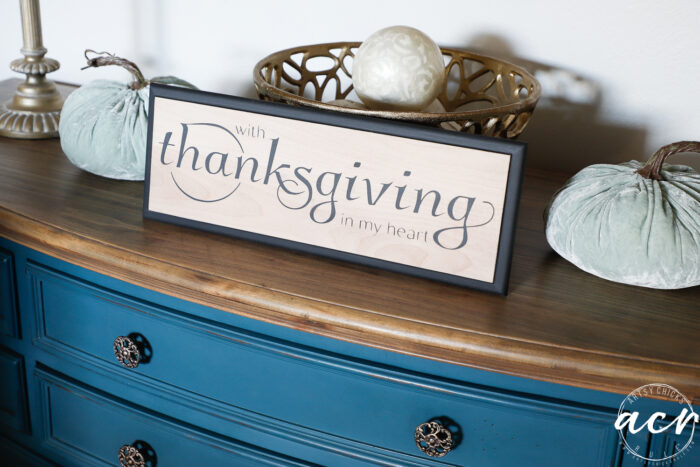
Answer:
top-left (2, 0), bottom-right (698, 171)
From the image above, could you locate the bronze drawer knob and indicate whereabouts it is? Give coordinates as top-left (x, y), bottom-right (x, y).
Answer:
top-left (118, 444), bottom-right (146, 467)
top-left (414, 420), bottom-right (454, 457)
top-left (113, 336), bottom-right (141, 369)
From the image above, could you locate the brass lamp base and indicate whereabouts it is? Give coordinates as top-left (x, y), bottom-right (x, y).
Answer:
top-left (0, 0), bottom-right (64, 139)
top-left (0, 105), bottom-right (60, 139)
top-left (0, 74), bottom-right (63, 139)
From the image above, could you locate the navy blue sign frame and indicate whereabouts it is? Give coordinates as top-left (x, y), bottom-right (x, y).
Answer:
top-left (144, 84), bottom-right (526, 295)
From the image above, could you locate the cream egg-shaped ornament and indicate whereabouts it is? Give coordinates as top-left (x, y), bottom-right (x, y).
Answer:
top-left (352, 26), bottom-right (445, 111)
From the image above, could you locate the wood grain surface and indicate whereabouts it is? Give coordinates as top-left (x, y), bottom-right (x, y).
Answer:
top-left (0, 80), bottom-right (697, 401)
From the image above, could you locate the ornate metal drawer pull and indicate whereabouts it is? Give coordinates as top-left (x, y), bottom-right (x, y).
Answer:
top-left (415, 420), bottom-right (454, 457)
top-left (113, 336), bottom-right (141, 369)
top-left (118, 444), bottom-right (146, 467)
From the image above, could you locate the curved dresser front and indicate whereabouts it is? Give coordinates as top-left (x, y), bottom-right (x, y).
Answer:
top-left (0, 96), bottom-right (698, 466)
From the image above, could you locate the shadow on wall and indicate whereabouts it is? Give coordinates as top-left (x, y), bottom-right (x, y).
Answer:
top-left (461, 33), bottom-right (649, 175)
top-left (215, 33), bottom-right (695, 175)
top-left (216, 73), bottom-right (259, 101)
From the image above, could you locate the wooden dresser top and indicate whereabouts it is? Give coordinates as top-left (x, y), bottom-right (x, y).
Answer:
top-left (0, 81), bottom-right (697, 401)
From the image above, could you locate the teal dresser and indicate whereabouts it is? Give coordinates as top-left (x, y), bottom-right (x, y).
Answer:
top-left (0, 118), bottom-right (698, 465)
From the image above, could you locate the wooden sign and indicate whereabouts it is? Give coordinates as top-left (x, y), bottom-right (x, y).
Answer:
top-left (144, 85), bottom-right (526, 294)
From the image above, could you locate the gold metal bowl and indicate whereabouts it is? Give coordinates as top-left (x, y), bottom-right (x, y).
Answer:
top-left (253, 42), bottom-right (541, 139)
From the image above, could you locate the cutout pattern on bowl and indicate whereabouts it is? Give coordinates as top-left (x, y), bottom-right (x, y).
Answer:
top-left (254, 42), bottom-right (540, 139)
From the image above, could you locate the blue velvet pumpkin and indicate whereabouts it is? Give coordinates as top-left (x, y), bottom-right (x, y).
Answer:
top-left (545, 142), bottom-right (700, 289)
top-left (59, 51), bottom-right (195, 181)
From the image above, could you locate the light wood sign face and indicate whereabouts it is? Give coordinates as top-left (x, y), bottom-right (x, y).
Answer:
top-left (144, 85), bottom-right (526, 294)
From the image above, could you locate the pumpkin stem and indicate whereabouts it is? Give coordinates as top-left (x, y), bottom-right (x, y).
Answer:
top-left (636, 141), bottom-right (700, 180)
top-left (81, 50), bottom-right (149, 90)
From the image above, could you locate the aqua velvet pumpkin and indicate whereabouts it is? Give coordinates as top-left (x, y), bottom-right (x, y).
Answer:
top-left (545, 142), bottom-right (700, 289)
top-left (59, 51), bottom-right (195, 181)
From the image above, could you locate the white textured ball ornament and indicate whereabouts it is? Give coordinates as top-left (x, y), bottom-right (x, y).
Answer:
top-left (352, 26), bottom-right (445, 111)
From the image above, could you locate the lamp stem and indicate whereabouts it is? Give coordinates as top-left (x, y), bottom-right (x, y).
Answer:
top-left (20, 0), bottom-right (46, 56)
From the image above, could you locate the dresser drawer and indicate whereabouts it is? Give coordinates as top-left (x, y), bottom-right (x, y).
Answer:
top-left (35, 367), bottom-right (312, 467)
top-left (0, 347), bottom-right (28, 432)
top-left (28, 262), bottom-right (621, 466)
top-left (0, 248), bottom-right (19, 338)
